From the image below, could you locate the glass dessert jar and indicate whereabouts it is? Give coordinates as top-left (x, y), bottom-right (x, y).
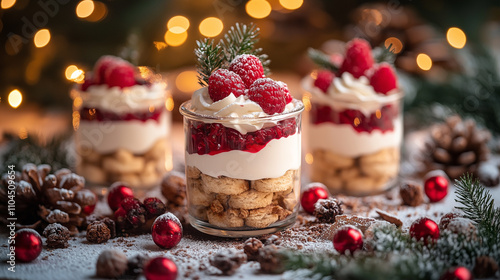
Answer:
top-left (304, 72), bottom-right (403, 195)
top-left (180, 89), bottom-right (304, 237)
top-left (71, 57), bottom-right (172, 190)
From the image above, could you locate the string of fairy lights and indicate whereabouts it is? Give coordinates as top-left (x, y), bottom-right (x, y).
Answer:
top-left (1, 0), bottom-right (468, 111)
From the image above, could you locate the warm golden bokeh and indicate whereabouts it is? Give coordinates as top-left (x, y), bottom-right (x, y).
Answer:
top-left (416, 53), bottom-right (432, 71)
top-left (34, 29), bottom-right (51, 48)
top-left (447, 27), bottom-right (466, 49)
top-left (199, 17), bottom-right (224, 37)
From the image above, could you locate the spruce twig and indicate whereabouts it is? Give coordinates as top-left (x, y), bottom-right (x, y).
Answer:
top-left (195, 38), bottom-right (224, 86)
top-left (454, 173), bottom-right (500, 243)
top-left (373, 43), bottom-right (396, 64)
top-left (307, 48), bottom-right (338, 72)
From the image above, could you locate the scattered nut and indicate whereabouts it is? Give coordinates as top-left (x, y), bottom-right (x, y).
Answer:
top-left (95, 249), bottom-right (128, 278)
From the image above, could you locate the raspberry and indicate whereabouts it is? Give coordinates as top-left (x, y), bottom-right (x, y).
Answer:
top-left (229, 54), bottom-right (264, 88)
top-left (105, 61), bottom-right (137, 89)
top-left (93, 55), bottom-right (119, 84)
top-left (339, 38), bottom-right (374, 78)
top-left (247, 78), bottom-right (286, 115)
top-left (143, 197), bottom-right (166, 219)
top-left (121, 197), bottom-right (147, 228)
top-left (314, 70), bottom-right (334, 93)
top-left (277, 81), bottom-right (293, 104)
top-left (369, 63), bottom-right (398, 95)
top-left (114, 207), bottom-right (128, 229)
top-left (208, 69), bottom-right (246, 102)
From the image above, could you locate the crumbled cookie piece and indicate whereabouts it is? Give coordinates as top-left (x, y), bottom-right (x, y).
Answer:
top-left (96, 249), bottom-right (128, 278)
top-left (100, 217), bottom-right (116, 239)
top-left (313, 198), bottom-right (343, 223)
top-left (399, 182), bottom-right (424, 206)
top-left (209, 248), bottom-right (247, 275)
top-left (257, 245), bottom-right (285, 274)
top-left (87, 221), bottom-right (111, 244)
top-left (43, 223), bottom-right (70, 248)
top-left (243, 238), bottom-right (263, 261)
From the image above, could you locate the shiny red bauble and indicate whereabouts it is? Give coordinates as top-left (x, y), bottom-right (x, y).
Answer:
top-left (144, 256), bottom-right (178, 280)
top-left (333, 226), bottom-right (364, 255)
top-left (82, 191), bottom-right (98, 215)
top-left (301, 183), bottom-right (329, 214)
top-left (14, 229), bottom-right (43, 262)
top-left (107, 182), bottom-right (134, 211)
top-left (440, 266), bottom-right (472, 280)
top-left (424, 174), bottom-right (449, 202)
top-left (410, 217), bottom-right (440, 245)
top-left (151, 213), bottom-right (183, 249)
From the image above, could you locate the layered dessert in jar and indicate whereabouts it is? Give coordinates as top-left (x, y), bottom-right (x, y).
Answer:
top-left (181, 27), bottom-right (304, 237)
top-left (303, 39), bottom-right (403, 195)
top-left (71, 56), bottom-right (171, 189)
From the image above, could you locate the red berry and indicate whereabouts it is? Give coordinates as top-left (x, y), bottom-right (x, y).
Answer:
top-left (121, 198), bottom-right (147, 228)
top-left (410, 217), bottom-right (440, 245)
top-left (277, 81), bottom-right (293, 104)
top-left (107, 182), bottom-right (134, 211)
top-left (424, 174), bottom-right (449, 203)
top-left (314, 70), bottom-right (334, 93)
top-left (247, 78), bottom-right (286, 115)
top-left (339, 38), bottom-right (374, 78)
top-left (143, 197), bottom-right (167, 218)
top-left (14, 229), bottom-right (43, 262)
top-left (94, 55), bottom-right (119, 84)
top-left (229, 54), bottom-right (264, 88)
top-left (105, 62), bottom-right (137, 88)
top-left (208, 69), bottom-right (246, 102)
top-left (114, 207), bottom-right (128, 228)
top-left (370, 63), bottom-right (398, 94)
top-left (144, 257), bottom-right (178, 280)
top-left (121, 197), bottom-right (142, 211)
top-left (152, 213), bottom-right (183, 249)
top-left (333, 226), bottom-right (363, 255)
top-left (301, 183), bottom-right (329, 214)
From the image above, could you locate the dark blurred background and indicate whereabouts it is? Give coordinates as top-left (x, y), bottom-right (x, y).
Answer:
top-left (1, 0), bottom-right (499, 136)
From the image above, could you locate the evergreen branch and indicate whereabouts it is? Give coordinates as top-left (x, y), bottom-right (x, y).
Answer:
top-left (373, 43), bottom-right (396, 64)
top-left (195, 38), bottom-right (224, 86)
top-left (220, 23), bottom-right (270, 75)
top-left (307, 48), bottom-right (338, 72)
top-left (454, 173), bottom-right (500, 243)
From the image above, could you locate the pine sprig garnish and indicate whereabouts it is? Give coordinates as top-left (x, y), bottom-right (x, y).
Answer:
top-left (195, 38), bottom-right (224, 86)
top-left (373, 43), bottom-right (396, 64)
top-left (307, 48), bottom-right (338, 72)
top-left (455, 173), bottom-right (500, 243)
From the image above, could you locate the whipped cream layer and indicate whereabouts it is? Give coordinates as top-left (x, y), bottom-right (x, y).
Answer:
top-left (77, 111), bottom-right (170, 154)
top-left (76, 83), bottom-right (166, 114)
top-left (308, 117), bottom-right (402, 157)
top-left (190, 87), bottom-right (296, 134)
top-left (303, 73), bottom-right (400, 115)
top-left (186, 133), bottom-right (301, 180)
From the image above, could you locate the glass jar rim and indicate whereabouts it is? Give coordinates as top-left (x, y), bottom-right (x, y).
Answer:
top-left (180, 99), bottom-right (305, 122)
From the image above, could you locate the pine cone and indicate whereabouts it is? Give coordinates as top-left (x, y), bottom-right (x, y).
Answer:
top-left (422, 115), bottom-right (491, 180)
top-left (473, 255), bottom-right (498, 278)
top-left (0, 163), bottom-right (96, 234)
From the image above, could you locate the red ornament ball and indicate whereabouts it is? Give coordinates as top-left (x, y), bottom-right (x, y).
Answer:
top-left (144, 256), bottom-right (178, 280)
top-left (152, 213), bottom-right (183, 249)
top-left (333, 226), bottom-right (364, 255)
top-left (82, 191), bottom-right (98, 215)
top-left (301, 183), bottom-right (329, 214)
top-left (107, 182), bottom-right (134, 211)
top-left (410, 217), bottom-right (440, 244)
top-left (14, 229), bottom-right (43, 262)
top-left (424, 174), bottom-right (449, 202)
top-left (440, 266), bottom-right (472, 280)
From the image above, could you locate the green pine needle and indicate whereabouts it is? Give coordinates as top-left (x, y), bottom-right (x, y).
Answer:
top-left (307, 48), bottom-right (338, 72)
top-left (454, 173), bottom-right (500, 243)
top-left (373, 43), bottom-right (396, 64)
top-left (195, 38), bottom-right (224, 86)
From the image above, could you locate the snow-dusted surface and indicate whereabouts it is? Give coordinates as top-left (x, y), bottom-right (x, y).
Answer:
top-left (1, 124), bottom-right (499, 280)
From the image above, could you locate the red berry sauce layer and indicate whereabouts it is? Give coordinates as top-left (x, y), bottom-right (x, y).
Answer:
top-left (187, 118), bottom-right (298, 155)
top-left (310, 103), bottom-right (398, 133)
top-left (79, 106), bottom-right (165, 123)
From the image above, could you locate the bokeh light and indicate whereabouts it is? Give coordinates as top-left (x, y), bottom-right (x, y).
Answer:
top-left (279, 0), bottom-right (303, 10)
top-left (447, 27), bottom-right (466, 49)
top-left (1, 0), bottom-right (16, 9)
top-left (34, 29), bottom-right (51, 48)
top-left (176, 71), bottom-right (201, 93)
top-left (246, 0), bottom-right (272, 19)
top-left (416, 53), bottom-right (432, 71)
top-left (86, 1), bottom-right (107, 22)
top-left (65, 65), bottom-right (79, 80)
top-left (384, 37), bottom-right (403, 54)
top-left (164, 30), bottom-right (188, 46)
top-left (305, 153), bottom-right (313, 164)
top-left (199, 17), bottom-right (223, 37)
top-left (8, 89), bottom-right (22, 108)
top-left (76, 0), bottom-right (95, 18)
top-left (168, 16), bottom-right (190, 34)
top-left (70, 70), bottom-right (85, 82)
